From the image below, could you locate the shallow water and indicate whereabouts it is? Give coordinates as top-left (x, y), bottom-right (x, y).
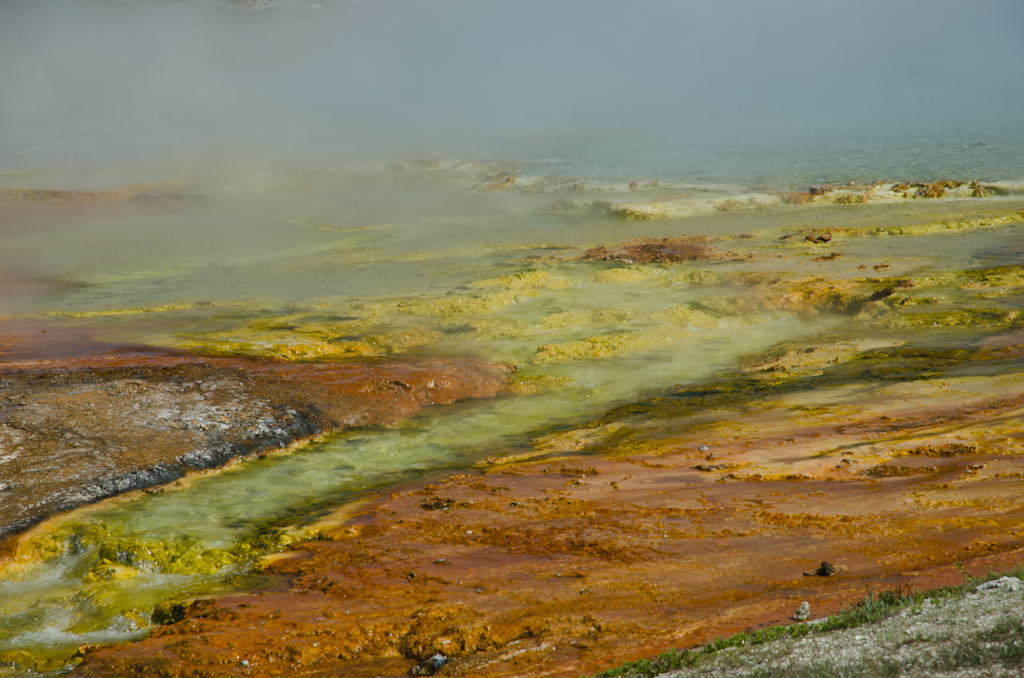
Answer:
top-left (5, 152), bottom-right (1024, 671)
top-left (3, 122), bottom-right (1024, 675)
top-left (0, 234), bottom-right (828, 669)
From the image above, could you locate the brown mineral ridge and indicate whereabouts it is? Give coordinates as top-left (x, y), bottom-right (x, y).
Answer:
top-left (0, 185), bottom-right (203, 241)
top-left (74, 344), bottom-right (1024, 677)
top-left (579, 237), bottom-right (721, 264)
top-left (0, 321), bottom-right (511, 540)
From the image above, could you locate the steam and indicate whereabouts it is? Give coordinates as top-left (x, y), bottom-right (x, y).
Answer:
top-left (1, 0), bottom-right (1022, 172)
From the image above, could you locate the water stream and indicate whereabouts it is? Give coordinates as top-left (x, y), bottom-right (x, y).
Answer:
top-left (4, 156), bottom-right (1024, 670)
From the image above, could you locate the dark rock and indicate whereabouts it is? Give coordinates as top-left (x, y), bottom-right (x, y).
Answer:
top-left (804, 561), bottom-right (837, 577)
top-left (152, 601), bottom-right (191, 625)
top-left (419, 498), bottom-right (457, 510)
top-left (868, 287), bottom-right (896, 302)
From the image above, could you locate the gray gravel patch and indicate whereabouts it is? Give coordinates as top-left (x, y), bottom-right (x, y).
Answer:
top-left (659, 578), bottom-right (1024, 678)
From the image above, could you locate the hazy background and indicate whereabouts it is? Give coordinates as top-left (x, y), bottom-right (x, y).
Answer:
top-left (0, 0), bottom-right (1023, 177)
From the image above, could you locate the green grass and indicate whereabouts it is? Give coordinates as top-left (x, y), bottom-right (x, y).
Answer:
top-left (586, 564), bottom-right (1024, 678)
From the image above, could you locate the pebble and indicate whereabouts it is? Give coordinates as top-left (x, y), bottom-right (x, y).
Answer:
top-left (793, 601), bottom-right (810, 621)
top-left (409, 653), bottom-right (448, 675)
top-left (698, 445), bottom-right (709, 452)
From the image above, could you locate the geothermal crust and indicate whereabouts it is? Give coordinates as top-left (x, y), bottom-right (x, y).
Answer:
top-left (0, 343), bottom-right (510, 541)
top-left (70, 333), bottom-right (1024, 678)
top-left (5, 180), bottom-right (1024, 677)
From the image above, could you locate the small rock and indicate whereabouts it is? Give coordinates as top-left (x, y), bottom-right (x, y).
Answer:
top-left (409, 653), bottom-right (448, 676)
top-left (240, 659), bottom-right (250, 667)
top-left (0, 482), bottom-right (11, 492)
top-left (698, 445), bottom-right (709, 452)
top-left (868, 287), bottom-right (896, 302)
top-left (793, 601), bottom-right (810, 621)
top-left (804, 561), bottom-right (837, 577)
top-left (419, 497), bottom-right (456, 510)
top-left (692, 463), bottom-right (729, 472)
top-left (974, 576), bottom-right (1021, 593)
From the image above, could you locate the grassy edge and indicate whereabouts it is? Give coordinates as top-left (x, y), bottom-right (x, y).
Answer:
top-left (586, 564), bottom-right (1024, 678)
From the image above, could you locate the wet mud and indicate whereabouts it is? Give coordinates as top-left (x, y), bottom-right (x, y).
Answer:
top-left (0, 326), bottom-right (511, 540)
top-left (71, 336), bottom-right (1024, 678)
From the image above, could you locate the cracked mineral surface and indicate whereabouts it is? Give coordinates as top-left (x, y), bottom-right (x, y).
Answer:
top-left (0, 333), bottom-right (510, 540)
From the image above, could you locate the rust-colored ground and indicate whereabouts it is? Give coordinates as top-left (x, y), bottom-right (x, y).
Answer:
top-left (72, 338), bottom-right (1024, 678)
top-left (0, 321), bottom-right (510, 540)
top-left (579, 237), bottom-right (721, 264)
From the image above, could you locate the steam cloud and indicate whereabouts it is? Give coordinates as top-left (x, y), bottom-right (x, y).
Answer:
top-left (1, 0), bottom-right (1022, 171)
